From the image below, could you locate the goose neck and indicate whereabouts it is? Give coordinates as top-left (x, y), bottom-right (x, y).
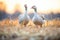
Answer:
top-left (34, 11), bottom-right (37, 15)
top-left (34, 8), bottom-right (37, 14)
top-left (25, 10), bottom-right (27, 14)
top-left (24, 10), bottom-right (28, 16)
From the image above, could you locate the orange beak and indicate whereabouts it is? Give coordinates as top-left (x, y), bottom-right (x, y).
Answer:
top-left (31, 6), bottom-right (36, 9)
top-left (31, 6), bottom-right (34, 9)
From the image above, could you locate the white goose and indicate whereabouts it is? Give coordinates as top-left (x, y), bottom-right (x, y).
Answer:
top-left (31, 6), bottom-right (45, 27)
top-left (18, 4), bottom-right (30, 26)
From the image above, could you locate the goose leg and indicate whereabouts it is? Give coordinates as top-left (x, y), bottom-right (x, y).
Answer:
top-left (35, 25), bottom-right (38, 28)
top-left (36, 25), bottom-right (41, 28)
top-left (19, 22), bottom-right (24, 28)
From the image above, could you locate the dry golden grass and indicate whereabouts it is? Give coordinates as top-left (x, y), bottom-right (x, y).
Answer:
top-left (27, 20), bottom-right (36, 27)
top-left (0, 18), bottom-right (60, 35)
top-left (0, 19), bottom-right (19, 27)
top-left (10, 20), bottom-right (19, 26)
top-left (42, 19), bottom-right (60, 27)
top-left (0, 18), bottom-right (60, 27)
top-left (0, 19), bottom-right (9, 26)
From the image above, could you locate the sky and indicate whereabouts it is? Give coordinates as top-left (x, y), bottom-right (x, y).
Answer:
top-left (0, 0), bottom-right (60, 14)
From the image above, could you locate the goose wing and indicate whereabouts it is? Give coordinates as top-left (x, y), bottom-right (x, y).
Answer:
top-left (18, 14), bottom-right (30, 23)
top-left (32, 14), bottom-right (44, 24)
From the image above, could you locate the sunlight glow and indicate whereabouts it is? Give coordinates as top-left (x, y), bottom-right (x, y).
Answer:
top-left (1, 0), bottom-right (60, 13)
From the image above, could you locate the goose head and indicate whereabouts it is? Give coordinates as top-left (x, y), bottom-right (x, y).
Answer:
top-left (24, 4), bottom-right (27, 11)
top-left (31, 6), bottom-right (37, 12)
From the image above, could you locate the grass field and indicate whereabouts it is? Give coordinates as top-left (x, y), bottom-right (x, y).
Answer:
top-left (0, 18), bottom-right (60, 40)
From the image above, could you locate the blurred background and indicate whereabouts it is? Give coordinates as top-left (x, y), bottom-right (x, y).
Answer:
top-left (0, 0), bottom-right (60, 20)
top-left (0, 0), bottom-right (60, 40)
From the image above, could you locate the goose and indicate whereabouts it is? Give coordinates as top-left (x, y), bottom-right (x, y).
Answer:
top-left (31, 6), bottom-right (45, 27)
top-left (18, 4), bottom-right (30, 26)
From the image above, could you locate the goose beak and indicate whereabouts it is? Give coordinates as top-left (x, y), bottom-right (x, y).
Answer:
top-left (31, 6), bottom-right (34, 9)
top-left (31, 6), bottom-right (36, 9)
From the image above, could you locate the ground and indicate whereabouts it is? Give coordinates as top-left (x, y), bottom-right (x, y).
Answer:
top-left (0, 19), bottom-right (60, 40)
